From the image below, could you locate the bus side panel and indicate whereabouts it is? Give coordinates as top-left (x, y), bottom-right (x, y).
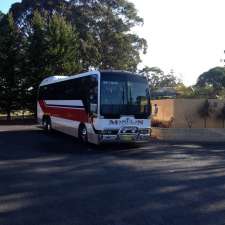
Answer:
top-left (38, 100), bottom-right (88, 123)
top-left (86, 123), bottom-right (99, 144)
top-left (51, 116), bottom-right (80, 137)
top-left (38, 99), bottom-right (88, 135)
top-left (37, 101), bottom-right (44, 124)
top-left (37, 72), bottom-right (101, 143)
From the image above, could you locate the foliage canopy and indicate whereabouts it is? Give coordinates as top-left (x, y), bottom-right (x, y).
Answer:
top-left (0, 0), bottom-right (147, 118)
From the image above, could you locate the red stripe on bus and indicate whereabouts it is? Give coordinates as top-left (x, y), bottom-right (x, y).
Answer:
top-left (38, 100), bottom-right (89, 123)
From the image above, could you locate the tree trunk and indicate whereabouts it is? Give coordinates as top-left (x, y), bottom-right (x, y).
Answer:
top-left (6, 110), bottom-right (11, 121)
top-left (33, 103), bottom-right (37, 120)
top-left (204, 118), bottom-right (207, 128)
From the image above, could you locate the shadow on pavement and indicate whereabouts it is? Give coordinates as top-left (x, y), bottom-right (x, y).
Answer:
top-left (0, 127), bottom-right (225, 225)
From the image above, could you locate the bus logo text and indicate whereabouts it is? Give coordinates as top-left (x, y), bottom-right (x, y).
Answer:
top-left (109, 118), bottom-right (144, 126)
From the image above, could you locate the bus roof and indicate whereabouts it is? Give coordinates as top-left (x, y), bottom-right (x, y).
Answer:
top-left (100, 70), bottom-right (139, 75)
top-left (39, 70), bottom-right (141, 86)
top-left (39, 76), bottom-right (69, 86)
top-left (39, 70), bottom-right (100, 86)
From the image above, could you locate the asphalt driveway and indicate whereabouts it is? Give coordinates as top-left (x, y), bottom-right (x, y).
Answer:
top-left (0, 125), bottom-right (225, 225)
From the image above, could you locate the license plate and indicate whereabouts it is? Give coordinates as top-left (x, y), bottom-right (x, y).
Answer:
top-left (120, 135), bottom-right (133, 141)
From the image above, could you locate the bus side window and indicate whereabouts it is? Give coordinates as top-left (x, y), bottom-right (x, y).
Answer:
top-left (89, 76), bottom-right (98, 103)
top-left (56, 82), bottom-right (65, 100)
top-left (40, 86), bottom-right (48, 100)
top-left (73, 78), bottom-right (82, 100)
top-left (38, 87), bottom-right (44, 100)
top-left (80, 75), bottom-right (98, 113)
top-left (64, 81), bottom-right (74, 100)
top-left (89, 75), bottom-right (98, 114)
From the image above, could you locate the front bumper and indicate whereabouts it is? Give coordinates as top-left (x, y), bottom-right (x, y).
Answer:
top-left (99, 133), bottom-right (151, 143)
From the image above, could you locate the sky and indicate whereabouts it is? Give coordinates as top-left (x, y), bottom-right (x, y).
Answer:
top-left (131, 0), bottom-right (225, 85)
top-left (0, 0), bottom-right (21, 13)
top-left (1, 0), bottom-right (225, 85)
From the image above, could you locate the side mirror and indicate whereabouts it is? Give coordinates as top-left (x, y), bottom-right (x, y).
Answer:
top-left (90, 103), bottom-right (97, 114)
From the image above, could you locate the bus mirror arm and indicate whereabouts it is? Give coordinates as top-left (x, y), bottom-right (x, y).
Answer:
top-left (90, 103), bottom-right (98, 115)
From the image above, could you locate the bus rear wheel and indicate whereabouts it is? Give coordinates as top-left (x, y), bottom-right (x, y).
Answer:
top-left (43, 116), bottom-right (52, 132)
top-left (79, 125), bottom-right (88, 143)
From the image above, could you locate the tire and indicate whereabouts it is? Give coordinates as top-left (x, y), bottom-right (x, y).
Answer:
top-left (79, 124), bottom-right (88, 143)
top-left (43, 116), bottom-right (52, 132)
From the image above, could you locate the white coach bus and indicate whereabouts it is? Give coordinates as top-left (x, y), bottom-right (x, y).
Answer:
top-left (37, 70), bottom-right (151, 144)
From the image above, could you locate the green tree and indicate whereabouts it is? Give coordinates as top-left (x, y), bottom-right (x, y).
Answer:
top-left (4, 0), bottom-right (148, 114)
top-left (0, 11), bottom-right (4, 21)
top-left (26, 11), bottom-right (47, 89)
top-left (25, 11), bottom-right (81, 112)
top-left (26, 11), bottom-right (80, 112)
top-left (73, 0), bottom-right (147, 70)
top-left (10, 0), bottom-right (147, 71)
top-left (139, 67), bottom-right (164, 90)
top-left (0, 13), bottom-right (24, 120)
top-left (139, 66), bottom-right (181, 90)
top-left (175, 84), bottom-right (195, 98)
top-left (45, 13), bottom-right (81, 74)
top-left (10, 0), bottom-right (69, 29)
top-left (196, 67), bottom-right (225, 97)
top-left (159, 70), bottom-right (181, 88)
top-left (217, 104), bottom-right (225, 128)
top-left (27, 11), bottom-right (80, 78)
top-left (193, 84), bottom-right (216, 99)
top-left (198, 99), bottom-right (211, 128)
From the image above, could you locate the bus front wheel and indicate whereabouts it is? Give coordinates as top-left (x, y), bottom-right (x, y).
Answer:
top-left (43, 116), bottom-right (52, 132)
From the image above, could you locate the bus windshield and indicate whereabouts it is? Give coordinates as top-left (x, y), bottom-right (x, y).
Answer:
top-left (100, 72), bottom-right (151, 118)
